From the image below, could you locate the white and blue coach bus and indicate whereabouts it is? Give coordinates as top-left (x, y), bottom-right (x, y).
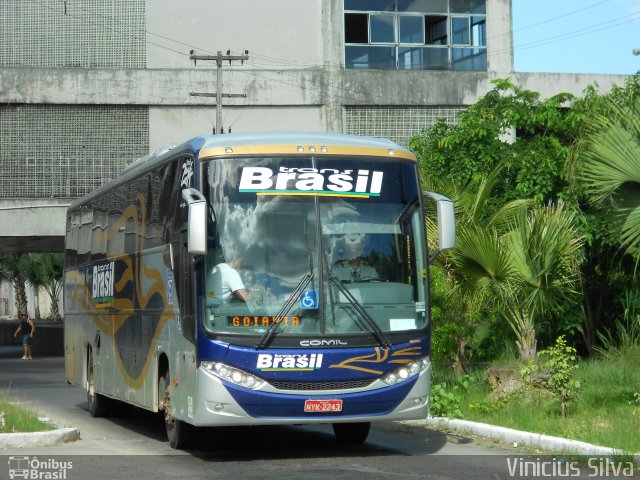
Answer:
top-left (63, 132), bottom-right (455, 449)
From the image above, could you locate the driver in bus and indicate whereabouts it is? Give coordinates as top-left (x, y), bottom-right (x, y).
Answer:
top-left (331, 233), bottom-right (379, 282)
top-left (209, 256), bottom-right (250, 303)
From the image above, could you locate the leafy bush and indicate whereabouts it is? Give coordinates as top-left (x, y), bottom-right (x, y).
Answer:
top-left (430, 375), bottom-right (474, 418)
top-left (530, 336), bottom-right (581, 417)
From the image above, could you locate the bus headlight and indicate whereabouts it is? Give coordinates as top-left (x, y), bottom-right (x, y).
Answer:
top-left (381, 356), bottom-right (430, 386)
top-left (201, 362), bottom-right (265, 390)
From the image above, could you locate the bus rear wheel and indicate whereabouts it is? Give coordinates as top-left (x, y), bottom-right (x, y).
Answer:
top-left (332, 422), bottom-right (371, 444)
top-left (159, 374), bottom-right (192, 449)
top-left (87, 354), bottom-right (110, 417)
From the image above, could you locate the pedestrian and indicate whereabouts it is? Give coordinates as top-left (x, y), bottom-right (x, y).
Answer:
top-left (13, 312), bottom-right (35, 360)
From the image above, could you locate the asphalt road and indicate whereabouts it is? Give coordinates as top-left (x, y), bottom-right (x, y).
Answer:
top-left (0, 348), bottom-right (570, 480)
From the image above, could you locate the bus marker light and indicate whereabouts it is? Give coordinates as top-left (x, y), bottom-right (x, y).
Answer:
top-left (321, 146), bottom-right (328, 152)
top-left (225, 147), bottom-right (233, 153)
top-left (297, 146), bottom-right (304, 152)
top-left (309, 146), bottom-right (316, 152)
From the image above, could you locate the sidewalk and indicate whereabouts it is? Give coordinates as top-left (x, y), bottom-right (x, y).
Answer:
top-left (0, 346), bottom-right (80, 448)
top-left (406, 417), bottom-right (640, 465)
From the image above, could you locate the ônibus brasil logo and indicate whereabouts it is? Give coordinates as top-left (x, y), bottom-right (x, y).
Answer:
top-left (8, 456), bottom-right (73, 480)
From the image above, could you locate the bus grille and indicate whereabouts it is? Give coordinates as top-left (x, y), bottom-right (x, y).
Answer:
top-left (268, 379), bottom-right (375, 391)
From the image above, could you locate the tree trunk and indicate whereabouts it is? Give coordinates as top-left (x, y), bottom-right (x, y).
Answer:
top-left (33, 286), bottom-right (41, 321)
top-left (13, 270), bottom-right (28, 317)
top-left (516, 323), bottom-right (537, 362)
top-left (452, 339), bottom-right (469, 375)
top-left (49, 297), bottom-right (61, 321)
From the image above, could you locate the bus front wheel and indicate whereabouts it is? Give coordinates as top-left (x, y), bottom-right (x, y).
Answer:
top-left (332, 422), bottom-right (371, 443)
top-left (159, 374), bottom-right (192, 449)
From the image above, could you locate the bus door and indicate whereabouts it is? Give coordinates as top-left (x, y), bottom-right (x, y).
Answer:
top-left (167, 156), bottom-right (198, 413)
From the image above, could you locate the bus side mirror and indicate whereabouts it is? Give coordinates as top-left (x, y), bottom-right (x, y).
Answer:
top-left (423, 191), bottom-right (456, 263)
top-left (181, 188), bottom-right (208, 255)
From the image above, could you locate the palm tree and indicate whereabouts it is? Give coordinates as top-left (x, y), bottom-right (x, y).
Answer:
top-left (20, 253), bottom-right (64, 321)
top-left (577, 95), bottom-right (640, 257)
top-left (435, 170), bottom-right (583, 362)
top-left (0, 253), bottom-right (29, 317)
top-left (500, 203), bottom-right (584, 361)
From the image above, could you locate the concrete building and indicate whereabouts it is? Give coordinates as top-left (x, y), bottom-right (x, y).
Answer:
top-left (0, 0), bottom-right (630, 317)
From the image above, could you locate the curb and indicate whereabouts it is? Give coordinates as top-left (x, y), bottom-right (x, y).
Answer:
top-left (0, 428), bottom-right (80, 448)
top-left (406, 417), bottom-right (640, 464)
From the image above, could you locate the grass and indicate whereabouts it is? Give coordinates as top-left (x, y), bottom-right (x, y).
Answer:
top-left (0, 396), bottom-right (55, 433)
top-left (432, 345), bottom-right (640, 454)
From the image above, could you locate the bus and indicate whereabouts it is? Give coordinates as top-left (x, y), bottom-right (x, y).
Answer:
top-left (63, 132), bottom-right (455, 449)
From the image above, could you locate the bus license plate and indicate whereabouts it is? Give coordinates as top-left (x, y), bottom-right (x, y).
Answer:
top-left (304, 399), bottom-right (343, 413)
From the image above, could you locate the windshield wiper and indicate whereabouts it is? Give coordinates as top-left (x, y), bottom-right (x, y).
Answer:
top-left (328, 275), bottom-right (391, 349)
top-left (255, 273), bottom-right (314, 350)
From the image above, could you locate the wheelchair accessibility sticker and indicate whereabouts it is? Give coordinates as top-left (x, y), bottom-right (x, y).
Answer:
top-left (300, 290), bottom-right (319, 309)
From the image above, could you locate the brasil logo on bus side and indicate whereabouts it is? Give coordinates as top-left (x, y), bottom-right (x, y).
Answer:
top-left (91, 261), bottom-right (115, 307)
top-left (238, 167), bottom-right (383, 198)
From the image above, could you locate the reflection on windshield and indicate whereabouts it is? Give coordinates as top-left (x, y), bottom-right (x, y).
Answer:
top-left (202, 157), bottom-right (427, 338)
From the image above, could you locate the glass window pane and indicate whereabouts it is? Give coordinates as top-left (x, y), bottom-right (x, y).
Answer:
top-left (345, 13), bottom-right (369, 43)
top-left (451, 47), bottom-right (486, 71)
top-left (345, 0), bottom-right (394, 12)
top-left (450, 0), bottom-right (486, 14)
top-left (398, 46), bottom-right (449, 70)
top-left (399, 15), bottom-right (424, 44)
top-left (425, 15), bottom-right (447, 45)
top-left (398, 0), bottom-right (447, 13)
top-left (370, 14), bottom-right (395, 43)
top-left (451, 17), bottom-right (469, 45)
top-left (345, 45), bottom-right (397, 69)
top-left (471, 16), bottom-right (486, 46)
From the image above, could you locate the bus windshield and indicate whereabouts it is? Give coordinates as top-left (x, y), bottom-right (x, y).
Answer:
top-left (202, 156), bottom-right (428, 338)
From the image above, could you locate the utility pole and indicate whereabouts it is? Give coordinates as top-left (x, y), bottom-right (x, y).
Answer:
top-left (189, 50), bottom-right (249, 133)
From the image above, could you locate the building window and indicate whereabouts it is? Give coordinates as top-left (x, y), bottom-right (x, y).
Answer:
top-left (344, 0), bottom-right (486, 71)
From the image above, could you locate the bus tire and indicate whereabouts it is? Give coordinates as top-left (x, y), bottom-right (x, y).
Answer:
top-left (87, 354), bottom-right (109, 417)
top-left (159, 374), bottom-right (192, 449)
top-left (332, 422), bottom-right (371, 444)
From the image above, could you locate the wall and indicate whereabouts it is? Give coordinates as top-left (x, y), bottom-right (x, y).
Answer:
top-left (0, 321), bottom-right (64, 356)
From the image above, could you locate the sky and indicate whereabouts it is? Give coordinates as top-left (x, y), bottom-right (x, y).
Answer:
top-left (512, 0), bottom-right (640, 75)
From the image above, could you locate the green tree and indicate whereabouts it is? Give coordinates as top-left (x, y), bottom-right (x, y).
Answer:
top-left (411, 78), bottom-right (581, 210)
top-left (501, 203), bottom-right (584, 360)
top-left (0, 254), bottom-right (29, 317)
top-left (426, 169), bottom-right (521, 370)
top-left (428, 167), bottom-right (583, 362)
top-left (415, 76), bottom-right (640, 357)
top-left (576, 92), bottom-right (640, 259)
top-left (19, 253), bottom-right (64, 321)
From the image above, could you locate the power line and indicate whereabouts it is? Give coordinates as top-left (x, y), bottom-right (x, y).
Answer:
top-left (511, 0), bottom-right (611, 34)
top-left (493, 10), bottom-right (640, 57)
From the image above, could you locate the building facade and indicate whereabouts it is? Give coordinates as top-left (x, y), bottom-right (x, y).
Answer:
top-left (0, 0), bottom-right (630, 316)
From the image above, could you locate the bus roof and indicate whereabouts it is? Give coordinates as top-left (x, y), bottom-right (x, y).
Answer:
top-left (197, 132), bottom-right (414, 161)
top-left (69, 132), bottom-right (415, 210)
